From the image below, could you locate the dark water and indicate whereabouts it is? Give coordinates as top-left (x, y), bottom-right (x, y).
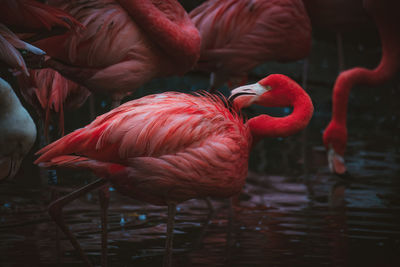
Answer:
top-left (1, 127), bottom-right (400, 267)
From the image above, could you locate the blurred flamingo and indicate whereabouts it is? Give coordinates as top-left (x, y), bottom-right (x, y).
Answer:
top-left (0, 23), bottom-right (45, 75)
top-left (0, 0), bottom-right (82, 74)
top-left (35, 74), bottom-right (314, 267)
top-left (190, 0), bottom-right (312, 90)
top-left (18, 69), bottom-right (91, 142)
top-left (323, 0), bottom-right (400, 174)
top-left (34, 0), bottom-right (201, 107)
top-left (0, 0), bottom-right (81, 33)
top-left (302, 0), bottom-right (374, 72)
top-left (0, 77), bottom-right (36, 181)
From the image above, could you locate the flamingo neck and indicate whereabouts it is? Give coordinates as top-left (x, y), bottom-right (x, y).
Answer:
top-left (247, 89), bottom-right (313, 142)
top-left (115, 0), bottom-right (200, 71)
top-left (332, 8), bottom-right (400, 126)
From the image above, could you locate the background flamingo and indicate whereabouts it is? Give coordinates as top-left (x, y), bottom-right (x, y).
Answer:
top-left (34, 0), bottom-right (201, 107)
top-left (35, 74), bottom-right (313, 266)
top-left (189, 0), bottom-right (312, 90)
top-left (322, 0), bottom-right (400, 174)
top-left (0, 77), bottom-right (36, 181)
top-left (0, 24), bottom-right (45, 76)
top-left (0, 0), bottom-right (82, 73)
top-left (18, 69), bottom-right (91, 142)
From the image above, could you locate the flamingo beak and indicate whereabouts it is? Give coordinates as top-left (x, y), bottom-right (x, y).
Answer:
top-left (229, 83), bottom-right (270, 109)
top-left (327, 147), bottom-right (347, 175)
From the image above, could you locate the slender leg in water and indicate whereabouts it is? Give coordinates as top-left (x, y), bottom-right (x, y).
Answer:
top-left (98, 185), bottom-right (110, 267)
top-left (48, 179), bottom-right (108, 267)
top-left (301, 58), bottom-right (309, 174)
top-left (163, 202), bottom-right (177, 267)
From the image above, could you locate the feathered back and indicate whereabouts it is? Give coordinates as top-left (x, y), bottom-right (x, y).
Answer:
top-left (36, 92), bottom-right (249, 164)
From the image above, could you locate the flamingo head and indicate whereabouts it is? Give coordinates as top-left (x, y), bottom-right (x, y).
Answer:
top-left (229, 74), bottom-right (302, 109)
top-left (323, 120), bottom-right (348, 174)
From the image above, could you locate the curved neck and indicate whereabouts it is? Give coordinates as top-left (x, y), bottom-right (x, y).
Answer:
top-left (115, 0), bottom-right (200, 71)
top-left (332, 2), bottom-right (400, 126)
top-left (247, 91), bottom-right (313, 142)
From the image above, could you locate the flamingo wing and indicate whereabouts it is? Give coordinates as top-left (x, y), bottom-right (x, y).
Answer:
top-left (36, 92), bottom-right (248, 164)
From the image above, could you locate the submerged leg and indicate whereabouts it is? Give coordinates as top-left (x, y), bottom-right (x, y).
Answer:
top-left (163, 202), bottom-right (177, 267)
top-left (301, 58), bottom-right (310, 174)
top-left (48, 179), bottom-right (108, 267)
top-left (98, 185), bottom-right (110, 267)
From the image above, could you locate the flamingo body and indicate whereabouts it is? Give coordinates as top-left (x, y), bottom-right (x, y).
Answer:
top-left (190, 0), bottom-right (312, 87)
top-left (35, 0), bottom-right (201, 101)
top-left (0, 77), bottom-right (36, 180)
top-left (36, 92), bottom-right (250, 205)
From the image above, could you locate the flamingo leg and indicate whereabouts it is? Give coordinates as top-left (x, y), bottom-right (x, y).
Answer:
top-left (301, 57), bottom-right (309, 174)
top-left (48, 178), bottom-right (108, 267)
top-left (208, 72), bottom-right (217, 93)
top-left (336, 32), bottom-right (345, 72)
top-left (163, 202), bottom-right (177, 267)
top-left (98, 185), bottom-right (110, 267)
top-left (204, 197), bottom-right (215, 214)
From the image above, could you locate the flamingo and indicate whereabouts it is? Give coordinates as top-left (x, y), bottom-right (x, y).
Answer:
top-left (189, 0), bottom-right (312, 90)
top-left (34, 0), bottom-right (201, 107)
top-left (323, 0), bottom-right (400, 174)
top-left (35, 74), bottom-right (314, 266)
top-left (0, 77), bottom-right (36, 181)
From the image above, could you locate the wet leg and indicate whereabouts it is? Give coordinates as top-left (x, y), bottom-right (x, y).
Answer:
top-left (98, 185), bottom-right (110, 267)
top-left (163, 202), bottom-right (177, 267)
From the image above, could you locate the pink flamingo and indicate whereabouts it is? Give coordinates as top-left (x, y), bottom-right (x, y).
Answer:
top-left (35, 74), bottom-right (313, 266)
top-left (190, 0), bottom-right (312, 89)
top-left (34, 0), bottom-right (201, 107)
top-left (323, 0), bottom-right (400, 174)
top-left (0, 77), bottom-right (36, 181)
